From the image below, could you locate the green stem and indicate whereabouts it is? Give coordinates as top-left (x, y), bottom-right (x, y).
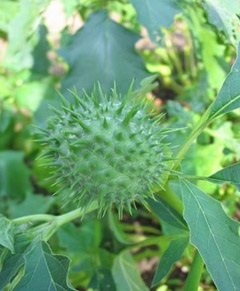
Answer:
top-left (156, 183), bottom-right (183, 215)
top-left (55, 201), bottom-right (98, 227)
top-left (12, 214), bottom-right (55, 224)
top-left (12, 202), bottom-right (98, 242)
top-left (184, 250), bottom-right (204, 291)
top-left (42, 202), bottom-right (98, 241)
top-left (173, 106), bottom-right (212, 171)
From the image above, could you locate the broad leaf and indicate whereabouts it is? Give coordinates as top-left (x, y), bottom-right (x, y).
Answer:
top-left (209, 44), bottom-right (240, 120)
top-left (112, 251), bottom-right (148, 291)
top-left (0, 215), bottom-right (14, 253)
top-left (0, 151), bottom-right (32, 199)
top-left (148, 196), bottom-right (188, 231)
top-left (130, 0), bottom-right (181, 42)
top-left (59, 10), bottom-right (151, 97)
top-left (203, 0), bottom-right (240, 45)
top-left (180, 179), bottom-right (240, 291)
top-left (15, 241), bottom-right (75, 291)
top-left (152, 236), bottom-right (189, 287)
top-left (208, 163), bottom-right (240, 187)
top-left (58, 220), bottom-right (101, 254)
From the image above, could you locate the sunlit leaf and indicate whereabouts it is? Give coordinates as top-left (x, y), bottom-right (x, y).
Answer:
top-left (181, 179), bottom-right (240, 291)
top-left (4, 0), bottom-right (49, 70)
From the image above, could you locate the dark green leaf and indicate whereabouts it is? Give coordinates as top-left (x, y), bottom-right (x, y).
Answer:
top-left (0, 151), bottom-right (32, 199)
top-left (31, 24), bottom-right (51, 78)
top-left (15, 241), bottom-right (75, 291)
top-left (152, 236), bottom-right (189, 287)
top-left (148, 196), bottom-right (188, 231)
top-left (112, 251), bottom-right (148, 291)
top-left (0, 108), bottom-right (15, 149)
top-left (0, 215), bottom-right (14, 253)
top-left (0, 252), bottom-right (24, 290)
top-left (180, 179), bottom-right (240, 291)
top-left (59, 10), bottom-right (151, 97)
top-left (0, 233), bottom-right (31, 290)
top-left (89, 267), bottom-right (116, 291)
top-left (208, 163), bottom-right (240, 187)
top-left (209, 44), bottom-right (240, 119)
top-left (58, 220), bottom-right (101, 254)
top-left (130, 0), bottom-right (181, 42)
top-left (8, 194), bottom-right (55, 218)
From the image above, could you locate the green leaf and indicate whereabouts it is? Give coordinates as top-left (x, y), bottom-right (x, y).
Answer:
top-left (152, 236), bottom-right (189, 287)
top-left (209, 44), bottom-right (240, 120)
top-left (0, 1), bottom-right (19, 32)
top-left (8, 193), bottom-right (55, 219)
top-left (0, 215), bottom-right (14, 253)
top-left (15, 241), bottom-right (75, 291)
top-left (129, 0), bottom-right (181, 42)
top-left (58, 220), bottom-right (101, 254)
top-left (148, 197), bottom-right (188, 231)
top-left (89, 267), bottom-right (116, 291)
top-left (4, 0), bottom-right (49, 70)
top-left (112, 251), bottom-right (148, 291)
top-left (0, 233), bottom-right (31, 290)
top-left (203, 0), bottom-right (240, 45)
top-left (208, 163), bottom-right (240, 187)
top-left (180, 179), bottom-right (240, 291)
top-left (31, 24), bottom-right (51, 78)
top-left (0, 151), bottom-right (32, 199)
top-left (0, 252), bottom-right (24, 290)
top-left (59, 10), bottom-right (151, 97)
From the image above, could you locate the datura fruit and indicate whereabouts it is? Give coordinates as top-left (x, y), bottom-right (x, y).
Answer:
top-left (38, 87), bottom-right (172, 217)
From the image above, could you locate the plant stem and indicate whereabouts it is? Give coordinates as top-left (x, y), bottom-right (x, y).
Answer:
top-left (12, 214), bottom-right (55, 224)
top-left (184, 250), bottom-right (204, 291)
top-left (156, 183), bottom-right (183, 215)
top-left (173, 106), bottom-right (212, 171)
top-left (55, 201), bottom-right (98, 227)
top-left (11, 202), bottom-right (98, 242)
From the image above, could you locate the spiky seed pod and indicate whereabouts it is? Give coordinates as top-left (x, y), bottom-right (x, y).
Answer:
top-left (38, 88), bottom-right (172, 217)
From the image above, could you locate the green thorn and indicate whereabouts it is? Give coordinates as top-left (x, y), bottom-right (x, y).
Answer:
top-left (122, 107), bottom-right (139, 126)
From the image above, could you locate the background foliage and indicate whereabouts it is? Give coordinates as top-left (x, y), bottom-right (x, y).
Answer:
top-left (0, 0), bottom-right (240, 290)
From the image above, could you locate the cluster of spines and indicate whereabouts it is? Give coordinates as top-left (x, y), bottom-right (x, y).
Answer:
top-left (38, 88), bottom-right (172, 217)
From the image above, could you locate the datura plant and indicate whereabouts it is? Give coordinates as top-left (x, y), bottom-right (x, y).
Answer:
top-left (38, 87), bottom-right (173, 217)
